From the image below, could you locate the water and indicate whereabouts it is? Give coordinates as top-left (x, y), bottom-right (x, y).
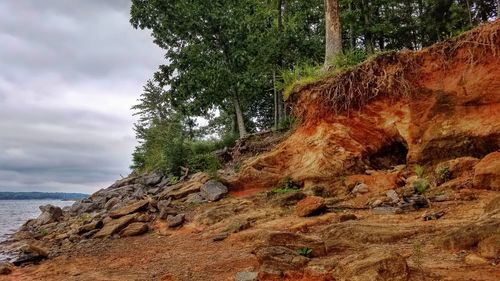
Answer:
top-left (0, 200), bottom-right (74, 261)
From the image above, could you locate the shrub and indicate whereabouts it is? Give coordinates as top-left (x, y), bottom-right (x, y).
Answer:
top-left (413, 178), bottom-right (430, 194)
top-left (330, 49), bottom-right (367, 69)
top-left (435, 166), bottom-right (452, 183)
top-left (414, 164), bottom-right (425, 177)
top-left (297, 247), bottom-right (313, 257)
top-left (187, 153), bottom-right (220, 177)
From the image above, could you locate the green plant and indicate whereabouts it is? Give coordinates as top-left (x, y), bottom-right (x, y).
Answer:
top-left (330, 49), bottom-right (367, 69)
top-left (78, 213), bottom-right (92, 224)
top-left (234, 162), bottom-right (242, 173)
top-left (39, 229), bottom-right (49, 237)
top-left (435, 166), bottom-right (452, 183)
top-left (297, 247), bottom-right (313, 257)
top-left (413, 178), bottom-right (430, 194)
top-left (169, 175), bottom-right (179, 185)
top-left (414, 164), bottom-right (425, 177)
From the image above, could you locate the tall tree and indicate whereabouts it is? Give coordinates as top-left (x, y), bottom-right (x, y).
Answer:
top-left (324, 0), bottom-right (343, 68)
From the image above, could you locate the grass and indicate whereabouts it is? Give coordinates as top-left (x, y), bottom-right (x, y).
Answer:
top-left (297, 247), bottom-right (313, 257)
top-left (414, 164), bottom-right (425, 178)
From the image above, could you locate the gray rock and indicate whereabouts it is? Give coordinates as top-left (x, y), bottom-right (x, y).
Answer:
top-left (352, 183), bottom-right (369, 194)
top-left (430, 194), bottom-right (450, 202)
top-left (104, 197), bottom-right (120, 210)
top-left (386, 190), bottom-right (400, 204)
top-left (167, 214), bottom-right (185, 227)
top-left (235, 271), bottom-right (258, 281)
top-left (13, 244), bottom-right (49, 266)
top-left (36, 205), bottom-right (63, 225)
top-left (185, 193), bottom-right (206, 204)
top-left (200, 180), bottom-right (228, 201)
top-left (212, 232), bottom-right (229, 241)
top-left (372, 207), bottom-right (403, 215)
top-left (139, 173), bottom-right (163, 186)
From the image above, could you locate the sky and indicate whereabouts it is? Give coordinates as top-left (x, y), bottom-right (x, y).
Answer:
top-left (0, 1), bottom-right (164, 193)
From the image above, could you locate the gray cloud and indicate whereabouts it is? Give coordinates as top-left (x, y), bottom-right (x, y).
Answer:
top-left (0, 1), bottom-right (163, 193)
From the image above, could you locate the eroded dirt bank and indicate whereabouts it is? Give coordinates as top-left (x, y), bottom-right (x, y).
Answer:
top-left (1, 21), bottom-right (499, 281)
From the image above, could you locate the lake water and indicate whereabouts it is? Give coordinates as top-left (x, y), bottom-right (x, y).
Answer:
top-left (0, 200), bottom-right (74, 261)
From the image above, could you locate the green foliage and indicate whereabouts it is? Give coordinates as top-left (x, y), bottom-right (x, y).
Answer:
top-left (187, 153), bottom-right (221, 177)
top-left (272, 176), bottom-right (300, 194)
top-left (413, 178), bottom-right (430, 194)
top-left (435, 166), bottom-right (452, 182)
top-left (297, 247), bottom-right (313, 257)
top-left (414, 164), bottom-right (425, 178)
top-left (38, 229), bottom-right (49, 237)
top-left (278, 63), bottom-right (325, 101)
top-left (169, 176), bottom-right (179, 185)
top-left (78, 213), bottom-right (92, 224)
top-left (277, 115), bottom-right (297, 131)
top-left (330, 49), bottom-right (368, 69)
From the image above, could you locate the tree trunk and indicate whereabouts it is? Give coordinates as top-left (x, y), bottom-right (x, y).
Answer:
top-left (361, 0), bottom-right (374, 55)
top-left (348, 1), bottom-right (355, 49)
top-left (232, 94), bottom-right (247, 138)
top-left (273, 71), bottom-right (279, 129)
top-left (276, 0), bottom-right (284, 126)
top-left (323, 0), bottom-right (343, 69)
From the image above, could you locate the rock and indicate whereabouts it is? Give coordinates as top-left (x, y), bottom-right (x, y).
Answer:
top-left (438, 218), bottom-right (500, 251)
top-left (109, 176), bottom-right (137, 189)
top-left (140, 172), bottom-right (163, 186)
top-left (339, 214), bottom-right (357, 222)
top-left (13, 244), bottom-right (49, 266)
top-left (167, 214), bottom-right (185, 227)
top-left (136, 213), bottom-right (154, 222)
top-left (158, 198), bottom-right (177, 219)
top-left (430, 194), bottom-right (450, 202)
top-left (94, 214), bottom-right (136, 238)
top-left (212, 232), bottom-right (229, 242)
top-left (422, 210), bottom-right (445, 221)
top-left (109, 200), bottom-right (149, 219)
top-left (386, 190), bottom-right (400, 204)
top-left (200, 180), bottom-right (228, 201)
top-left (35, 205), bottom-right (63, 225)
top-left (477, 235), bottom-right (500, 259)
top-left (120, 222), bottom-right (148, 237)
top-left (336, 248), bottom-right (409, 281)
top-left (351, 183), bottom-right (369, 194)
top-left (81, 229), bottom-right (99, 239)
top-left (235, 271), bottom-right (258, 281)
top-left (77, 220), bottom-right (103, 234)
top-left (370, 199), bottom-right (383, 208)
top-left (372, 207), bottom-right (403, 215)
top-left (158, 172), bottom-right (210, 200)
top-left (0, 262), bottom-right (14, 275)
top-left (295, 196), bottom-right (325, 217)
top-left (473, 151), bottom-right (500, 190)
top-left (104, 197), bottom-right (120, 210)
top-left (255, 246), bottom-right (309, 273)
top-left (185, 192), bottom-right (206, 204)
top-left (464, 253), bottom-right (489, 265)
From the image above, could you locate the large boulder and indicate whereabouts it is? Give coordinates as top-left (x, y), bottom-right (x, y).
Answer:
top-left (200, 180), bottom-right (228, 201)
top-left (109, 200), bottom-right (149, 219)
top-left (473, 151), bottom-right (500, 190)
top-left (94, 214), bottom-right (136, 238)
top-left (35, 205), bottom-right (63, 225)
top-left (13, 244), bottom-right (49, 266)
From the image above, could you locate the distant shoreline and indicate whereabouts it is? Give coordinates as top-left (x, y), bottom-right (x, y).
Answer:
top-left (0, 192), bottom-right (88, 201)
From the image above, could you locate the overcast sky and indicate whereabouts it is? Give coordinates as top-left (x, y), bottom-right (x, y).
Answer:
top-left (0, 1), bottom-right (163, 193)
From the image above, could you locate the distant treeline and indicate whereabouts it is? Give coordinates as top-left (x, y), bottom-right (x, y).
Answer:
top-left (0, 192), bottom-right (89, 200)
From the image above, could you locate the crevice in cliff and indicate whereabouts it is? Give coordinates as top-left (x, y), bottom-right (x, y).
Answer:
top-left (368, 139), bottom-right (408, 170)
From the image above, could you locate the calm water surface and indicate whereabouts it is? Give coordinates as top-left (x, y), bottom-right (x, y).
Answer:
top-left (0, 200), bottom-right (74, 261)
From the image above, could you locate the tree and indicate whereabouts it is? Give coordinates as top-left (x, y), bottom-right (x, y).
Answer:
top-left (324, 0), bottom-right (343, 69)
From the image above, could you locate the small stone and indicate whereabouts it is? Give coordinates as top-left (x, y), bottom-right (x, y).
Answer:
top-left (295, 196), bottom-right (326, 217)
top-left (352, 183), bottom-right (369, 194)
top-left (464, 253), bottom-right (489, 265)
top-left (339, 213), bottom-right (357, 222)
top-left (200, 180), bottom-right (228, 201)
top-left (0, 262), bottom-right (14, 275)
top-left (372, 207), bottom-right (403, 215)
top-left (167, 214), bottom-right (185, 227)
top-left (430, 194), bottom-right (450, 202)
top-left (212, 232), bottom-right (229, 241)
top-left (370, 199), bottom-right (383, 208)
top-left (386, 190), bottom-right (400, 204)
top-left (422, 211), bottom-right (445, 221)
top-left (185, 192), bottom-right (206, 204)
top-left (235, 271), bottom-right (258, 281)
